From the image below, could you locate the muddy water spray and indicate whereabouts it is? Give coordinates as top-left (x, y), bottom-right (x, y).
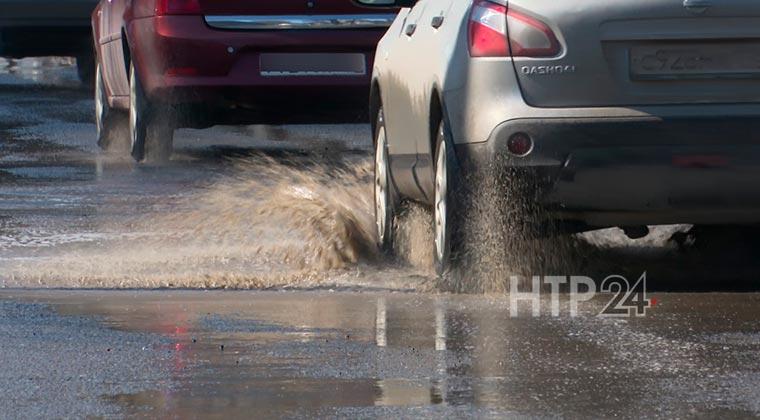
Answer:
top-left (3, 156), bottom-right (386, 288)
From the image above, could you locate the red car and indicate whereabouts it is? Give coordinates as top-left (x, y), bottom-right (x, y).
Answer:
top-left (91, 0), bottom-right (399, 162)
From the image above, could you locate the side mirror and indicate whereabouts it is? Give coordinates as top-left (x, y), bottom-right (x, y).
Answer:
top-left (356, 0), bottom-right (417, 7)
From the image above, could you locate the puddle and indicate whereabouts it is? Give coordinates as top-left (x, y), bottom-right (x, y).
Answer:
top-left (3, 290), bottom-right (758, 418)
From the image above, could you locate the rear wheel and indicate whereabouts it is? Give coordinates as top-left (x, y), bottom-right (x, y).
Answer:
top-left (374, 108), bottom-right (396, 255)
top-left (129, 62), bottom-right (174, 163)
top-left (433, 120), bottom-right (464, 277)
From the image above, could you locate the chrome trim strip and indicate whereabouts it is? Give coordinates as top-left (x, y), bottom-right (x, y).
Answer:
top-left (204, 14), bottom-right (397, 30)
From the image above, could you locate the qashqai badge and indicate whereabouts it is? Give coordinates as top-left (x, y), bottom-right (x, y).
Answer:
top-left (520, 65), bottom-right (577, 76)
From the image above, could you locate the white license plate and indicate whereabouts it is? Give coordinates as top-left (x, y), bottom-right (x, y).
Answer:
top-left (630, 43), bottom-right (760, 80)
top-left (260, 53), bottom-right (366, 77)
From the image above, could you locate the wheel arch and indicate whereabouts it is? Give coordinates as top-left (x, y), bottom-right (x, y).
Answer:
top-left (428, 84), bottom-right (448, 160)
top-left (369, 78), bottom-right (382, 146)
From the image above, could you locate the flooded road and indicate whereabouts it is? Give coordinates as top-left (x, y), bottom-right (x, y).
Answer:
top-left (2, 290), bottom-right (760, 418)
top-left (3, 58), bottom-right (760, 292)
top-left (0, 58), bottom-right (424, 290)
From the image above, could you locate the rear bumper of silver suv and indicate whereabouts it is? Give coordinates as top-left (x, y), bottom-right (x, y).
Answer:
top-left (455, 115), bottom-right (760, 228)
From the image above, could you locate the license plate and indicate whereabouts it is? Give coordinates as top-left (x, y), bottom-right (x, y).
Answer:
top-left (630, 43), bottom-right (760, 80)
top-left (260, 53), bottom-right (366, 77)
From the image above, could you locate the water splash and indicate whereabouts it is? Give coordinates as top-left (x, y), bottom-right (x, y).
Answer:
top-left (3, 155), bottom-right (384, 288)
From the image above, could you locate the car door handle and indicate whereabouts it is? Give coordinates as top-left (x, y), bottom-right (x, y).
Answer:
top-left (405, 23), bottom-right (417, 36)
top-left (431, 15), bottom-right (444, 29)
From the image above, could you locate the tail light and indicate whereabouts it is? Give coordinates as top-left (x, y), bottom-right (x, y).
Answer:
top-left (468, 0), bottom-right (561, 58)
top-left (156, 0), bottom-right (201, 16)
top-left (468, 0), bottom-right (509, 57)
top-left (507, 8), bottom-right (561, 57)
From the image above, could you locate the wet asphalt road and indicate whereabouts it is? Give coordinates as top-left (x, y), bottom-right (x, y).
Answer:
top-left (2, 290), bottom-right (760, 418)
top-left (1, 59), bottom-right (760, 418)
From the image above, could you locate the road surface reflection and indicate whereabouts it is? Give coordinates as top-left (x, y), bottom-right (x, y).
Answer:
top-left (5, 290), bottom-right (749, 418)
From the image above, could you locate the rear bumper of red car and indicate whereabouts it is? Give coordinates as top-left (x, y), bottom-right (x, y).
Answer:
top-left (127, 15), bottom-right (386, 109)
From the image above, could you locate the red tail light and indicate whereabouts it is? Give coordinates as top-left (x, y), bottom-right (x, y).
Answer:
top-left (156, 0), bottom-right (201, 16)
top-left (506, 8), bottom-right (561, 57)
top-left (468, 0), bottom-right (561, 58)
top-left (468, 0), bottom-right (509, 57)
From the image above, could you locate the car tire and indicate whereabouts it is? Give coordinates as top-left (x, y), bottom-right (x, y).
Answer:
top-left (374, 108), bottom-right (397, 255)
top-left (433, 119), bottom-right (465, 277)
top-left (129, 62), bottom-right (174, 163)
top-left (95, 62), bottom-right (129, 154)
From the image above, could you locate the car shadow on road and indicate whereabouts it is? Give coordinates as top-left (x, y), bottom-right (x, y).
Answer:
top-left (573, 225), bottom-right (760, 292)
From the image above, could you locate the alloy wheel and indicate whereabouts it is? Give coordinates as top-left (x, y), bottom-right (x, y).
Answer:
top-left (129, 63), bottom-right (141, 158)
top-left (94, 64), bottom-right (106, 140)
top-left (375, 121), bottom-right (391, 249)
top-left (434, 138), bottom-right (449, 264)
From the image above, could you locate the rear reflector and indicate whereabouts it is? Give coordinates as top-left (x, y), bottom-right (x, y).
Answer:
top-left (468, 0), bottom-right (561, 58)
top-left (156, 0), bottom-right (201, 16)
top-left (507, 132), bottom-right (533, 157)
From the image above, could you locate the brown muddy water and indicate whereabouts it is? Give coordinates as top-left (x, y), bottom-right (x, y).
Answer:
top-left (0, 147), bottom-right (689, 292)
top-left (0, 150), bottom-right (433, 290)
top-left (2, 58), bottom-right (760, 293)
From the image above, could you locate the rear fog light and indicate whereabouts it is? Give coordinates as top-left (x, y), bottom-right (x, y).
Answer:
top-left (507, 132), bottom-right (534, 157)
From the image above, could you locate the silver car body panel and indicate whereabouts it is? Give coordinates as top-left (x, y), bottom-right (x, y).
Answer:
top-left (507, 0), bottom-right (760, 107)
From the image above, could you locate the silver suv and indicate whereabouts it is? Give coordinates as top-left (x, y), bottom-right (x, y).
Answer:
top-left (362, 0), bottom-right (760, 275)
